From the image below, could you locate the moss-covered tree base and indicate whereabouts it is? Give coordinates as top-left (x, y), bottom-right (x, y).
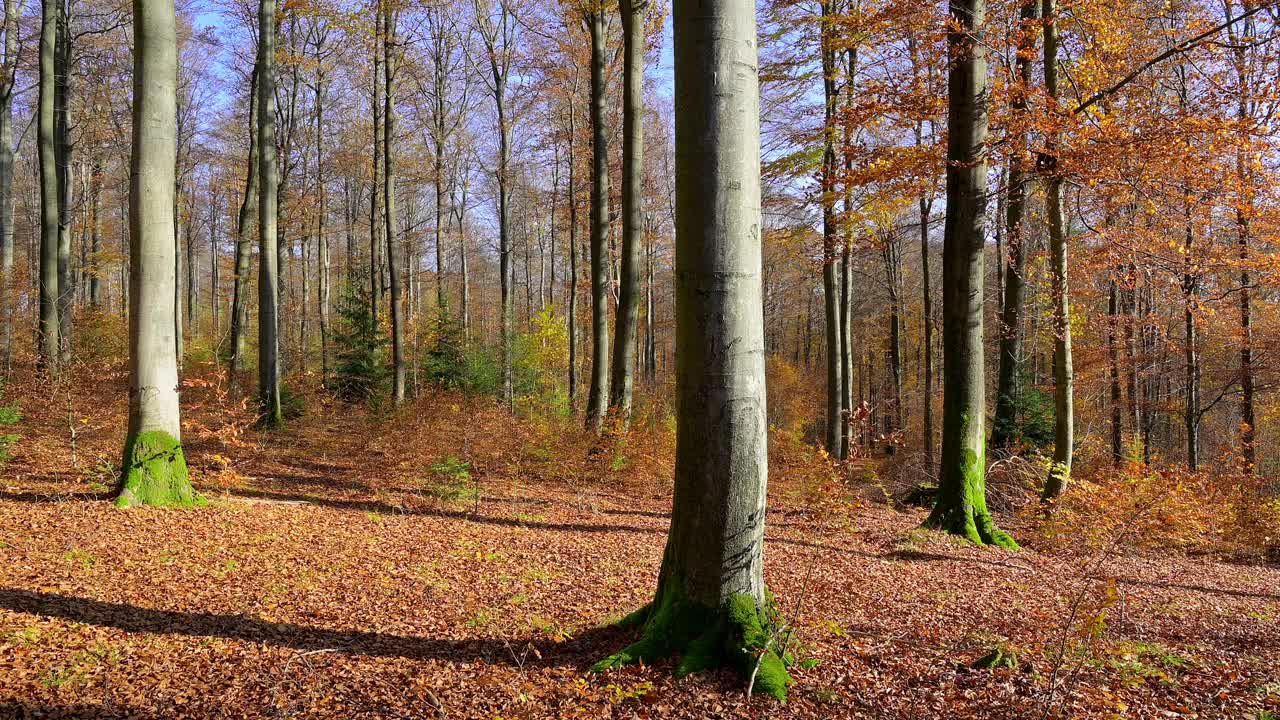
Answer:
top-left (922, 504), bottom-right (1019, 549)
top-left (592, 579), bottom-right (793, 700)
top-left (115, 430), bottom-right (202, 508)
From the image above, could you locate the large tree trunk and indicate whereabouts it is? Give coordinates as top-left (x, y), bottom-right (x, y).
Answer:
top-left (585, 9), bottom-right (611, 433)
top-left (924, 0), bottom-right (1016, 548)
top-left (820, 0), bottom-right (842, 458)
top-left (1042, 0), bottom-right (1072, 501)
top-left (37, 0), bottom-right (59, 371)
top-left (117, 0), bottom-right (197, 507)
top-left (228, 62), bottom-right (259, 387)
top-left (1229, 4), bottom-right (1256, 471)
top-left (593, 0), bottom-right (791, 697)
top-left (257, 0), bottom-right (282, 426)
top-left (990, 0), bottom-right (1038, 451)
top-left (608, 0), bottom-right (645, 425)
top-left (384, 5), bottom-right (404, 405)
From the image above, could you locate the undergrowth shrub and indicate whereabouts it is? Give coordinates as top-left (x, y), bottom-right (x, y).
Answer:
top-left (329, 278), bottom-right (388, 401)
top-left (991, 379), bottom-right (1055, 451)
top-left (1034, 461), bottom-right (1280, 557)
top-left (512, 307), bottom-right (570, 418)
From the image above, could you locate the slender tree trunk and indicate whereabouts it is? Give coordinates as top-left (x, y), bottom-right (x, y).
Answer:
top-left (257, 0), bottom-right (282, 425)
top-left (1182, 209), bottom-right (1199, 471)
top-left (593, 0), bottom-right (791, 697)
top-left (918, 194), bottom-right (934, 474)
top-left (0, 0), bottom-right (16, 371)
top-left (924, 0), bottom-right (1016, 548)
top-left (1229, 6), bottom-right (1256, 471)
top-left (1108, 278), bottom-right (1122, 464)
top-left (585, 9), bottom-right (611, 432)
top-left (567, 98), bottom-right (579, 406)
top-left (54, 1), bottom-right (72, 365)
top-left (820, 0), bottom-right (842, 457)
top-left (1041, 0), bottom-right (1072, 500)
top-left (370, 6), bottom-right (382, 326)
top-left (991, 0), bottom-right (1039, 451)
top-left (228, 62), bottom-right (259, 385)
top-left (384, 5), bottom-right (404, 404)
top-left (37, 0), bottom-right (59, 371)
top-left (117, 0), bottom-right (196, 507)
top-left (609, 0), bottom-right (646, 425)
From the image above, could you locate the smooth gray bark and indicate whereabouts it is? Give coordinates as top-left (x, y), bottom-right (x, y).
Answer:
top-left (0, 0), bottom-right (16, 369)
top-left (924, 0), bottom-right (1016, 548)
top-left (384, 5), bottom-right (404, 404)
top-left (585, 9), bottom-right (610, 432)
top-left (118, 0), bottom-right (194, 507)
top-left (609, 0), bottom-right (646, 425)
top-left (1041, 0), bottom-right (1072, 500)
top-left (257, 0), bottom-right (282, 425)
top-left (229, 62), bottom-right (259, 386)
top-left (820, 0), bottom-right (842, 457)
top-left (37, 0), bottom-right (59, 371)
top-left (990, 0), bottom-right (1039, 452)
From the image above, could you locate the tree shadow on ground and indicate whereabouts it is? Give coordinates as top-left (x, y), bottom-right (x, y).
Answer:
top-left (0, 587), bottom-right (629, 670)
top-left (223, 487), bottom-right (661, 536)
top-left (0, 702), bottom-right (168, 720)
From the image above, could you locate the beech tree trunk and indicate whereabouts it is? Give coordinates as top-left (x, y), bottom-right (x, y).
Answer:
top-left (609, 0), bottom-right (646, 425)
top-left (37, 0), bottom-right (59, 371)
top-left (117, 0), bottom-right (197, 507)
top-left (384, 4), bottom-right (405, 404)
top-left (990, 0), bottom-right (1038, 451)
top-left (1042, 0), bottom-right (1072, 501)
top-left (924, 0), bottom-right (1016, 548)
top-left (228, 62), bottom-right (259, 386)
top-left (820, 0), bottom-right (842, 458)
top-left (0, 0), bottom-right (16, 370)
top-left (257, 0), bottom-right (282, 425)
top-left (585, 9), bottom-right (610, 432)
top-left (594, 0), bottom-right (791, 697)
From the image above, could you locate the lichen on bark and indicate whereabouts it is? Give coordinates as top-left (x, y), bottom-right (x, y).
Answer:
top-left (115, 430), bottom-right (201, 508)
top-left (592, 577), bottom-right (793, 700)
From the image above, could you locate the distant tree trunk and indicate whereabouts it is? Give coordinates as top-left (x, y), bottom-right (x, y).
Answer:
top-left (1229, 5), bottom-right (1256, 471)
top-left (924, 0), bottom-right (1016, 548)
top-left (228, 62), bottom-right (259, 386)
top-left (585, 9), bottom-right (611, 433)
top-left (89, 161), bottom-right (103, 307)
top-left (208, 180), bottom-right (218, 335)
top-left (918, 193), bottom-right (934, 474)
top-left (1182, 208), bottom-right (1199, 471)
top-left (1041, 0), bottom-right (1072, 501)
top-left (990, 0), bottom-right (1039, 451)
top-left (609, 0), bottom-right (646, 425)
top-left (257, 0), bottom-right (282, 426)
top-left (311, 29), bottom-right (330, 381)
top-left (384, 5), bottom-right (404, 404)
top-left (370, 5), bottom-right (383, 326)
top-left (820, 0), bottom-right (842, 458)
top-left (117, 0), bottom-right (197, 507)
top-left (55, 0), bottom-right (72, 365)
top-left (593, 0), bottom-right (791, 697)
top-left (567, 95), bottom-right (579, 406)
top-left (0, 0), bottom-right (16, 371)
top-left (1108, 279), bottom-right (1122, 464)
top-left (37, 0), bottom-right (59, 371)
top-left (883, 230), bottom-right (903, 451)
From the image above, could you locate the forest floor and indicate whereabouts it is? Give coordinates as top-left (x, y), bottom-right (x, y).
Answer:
top-left (0, 358), bottom-right (1278, 719)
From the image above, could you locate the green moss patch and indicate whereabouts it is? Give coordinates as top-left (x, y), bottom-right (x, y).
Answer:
top-left (115, 430), bottom-right (202, 508)
top-left (593, 577), bottom-right (793, 701)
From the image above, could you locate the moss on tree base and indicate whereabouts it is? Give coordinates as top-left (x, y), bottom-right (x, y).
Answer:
top-left (592, 578), bottom-right (793, 700)
top-left (115, 430), bottom-right (202, 508)
top-left (924, 447), bottom-right (1018, 549)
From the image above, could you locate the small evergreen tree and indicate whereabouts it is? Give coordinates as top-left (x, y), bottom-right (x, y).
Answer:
top-left (329, 277), bottom-right (387, 401)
